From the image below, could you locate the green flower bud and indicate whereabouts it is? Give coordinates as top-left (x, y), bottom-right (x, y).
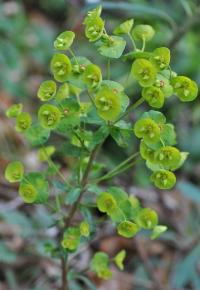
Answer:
top-left (117, 221), bottom-right (139, 238)
top-left (38, 104), bottom-right (61, 129)
top-left (97, 192), bottom-right (117, 215)
top-left (114, 250), bottom-right (126, 270)
top-left (156, 146), bottom-right (181, 170)
top-left (80, 220), bottom-right (90, 237)
top-left (140, 140), bottom-right (156, 163)
top-left (95, 87), bottom-right (121, 121)
top-left (150, 225), bottom-right (167, 240)
top-left (79, 102), bottom-right (91, 117)
top-left (54, 31), bottom-right (75, 50)
top-left (83, 64), bottom-right (102, 90)
top-left (114, 19), bottom-right (134, 35)
top-left (131, 59), bottom-right (156, 87)
top-left (15, 112), bottom-right (32, 132)
top-left (90, 252), bottom-right (112, 280)
top-left (50, 53), bottom-right (72, 82)
top-left (55, 83), bottom-right (70, 102)
top-left (6, 103), bottom-right (23, 118)
top-left (62, 227), bottom-right (81, 251)
top-left (171, 76), bottom-right (198, 102)
top-left (85, 16), bottom-right (104, 42)
top-left (132, 24), bottom-right (155, 42)
top-left (136, 208), bottom-right (158, 229)
top-left (151, 169), bottom-right (176, 189)
top-left (19, 172), bottom-right (49, 204)
top-left (142, 86), bottom-right (165, 108)
top-left (37, 80), bottom-right (57, 101)
top-left (5, 161), bottom-right (24, 183)
top-left (134, 118), bottom-right (160, 144)
top-left (38, 146), bottom-right (56, 162)
top-left (151, 47), bottom-right (170, 71)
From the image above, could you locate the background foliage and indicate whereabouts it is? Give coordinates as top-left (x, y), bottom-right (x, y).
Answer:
top-left (0, 0), bottom-right (200, 289)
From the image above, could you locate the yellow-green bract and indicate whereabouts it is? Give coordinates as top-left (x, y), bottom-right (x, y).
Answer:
top-left (37, 80), bottom-right (57, 101)
top-left (38, 104), bottom-right (61, 129)
top-left (151, 169), bottom-right (176, 189)
top-left (50, 53), bottom-right (72, 82)
top-left (132, 24), bottom-right (155, 41)
top-left (54, 31), bottom-right (75, 50)
top-left (15, 112), bottom-right (32, 132)
top-left (131, 58), bottom-right (156, 87)
top-left (95, 87), bottom-right (121, 121)
top-left (5, 161), bottom-right (24, 183)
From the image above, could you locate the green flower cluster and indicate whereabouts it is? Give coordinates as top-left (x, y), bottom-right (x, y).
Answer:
top-left (4, 5), bottom-right (199, 283)
top-left (90, 250), bottom-right (126, 279)
top-left (134, 110), bottom-right (187, 189)
top-left (130, 36), bottom-right (198, 107)
top-left (4, 160), bottom-right (49, 204)
top-left (61, 220), bottom-right (90, 251)
top-left (97, 187), bottom-right (166, 238)
top-left (6, 103), bottom-right (32, 132)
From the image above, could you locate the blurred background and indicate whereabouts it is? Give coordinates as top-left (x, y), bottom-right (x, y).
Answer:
top-left (0, 0), bottom-right (200, 289)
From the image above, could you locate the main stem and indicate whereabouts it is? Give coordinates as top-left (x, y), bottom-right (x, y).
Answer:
top-left (61, 257), bottom-right (68, 290)
top-left (65, 143), bottom-right (101, 227)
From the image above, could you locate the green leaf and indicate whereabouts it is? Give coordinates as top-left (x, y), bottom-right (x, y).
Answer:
top-left (0, 242), bottom-right (16, 263)
top-left (110, 127), bottom-right (131, 148)
top-left (177, 181), bottom-right (200, 203)
top-left (25, 124), bottom-right (50, 146)
top-left (96, 36), bottom-right (126, 59)
top-left (66, 188), bottom-right (81, 204)
top-left (75, 275), bottom-right (97, 290)
top-left (160, 123), bottom-right (177, 146)
top-left (172, 244), bottom-right (200, 288)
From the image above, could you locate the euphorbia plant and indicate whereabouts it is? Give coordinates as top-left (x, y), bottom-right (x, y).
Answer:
top-left (4, 6), bottom-right (198, 290)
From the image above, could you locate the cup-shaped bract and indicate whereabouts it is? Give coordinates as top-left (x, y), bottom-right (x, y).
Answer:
top-left (171, 76), bottom-right (198, 102)
top-left (19, 172), bottom-right (49, 204)
top-left (55, 83), bottom-right (70, 102)
top-left (6, 103), bottom-right (23, 118)
top-left (38, 104), bottom-right (61, 130)
top-left (62, 227), bottom-right (81, 251)
top-left (95, 87), bottom-right (121, 121)
top-left (136, 208), bottom-right (158, 229)
top-left (97, 192), bottom-right (117, 215)
top-left (83, 64), bottom-right (102, 90)
top-left (151, 169), bottom-right (176, 189)
top-left (114, 250), bottom-right (126, 270)
top-left (37, 80), bottom-right (57, 101)
top-left (85, 16), bottom-right (104, 42)
top-left (80, 220), bottom-right (90, 237)
top-left (132, 24), bottom-right (155, 42)
top-left (134, 118), bottom-right (160, 144)
top-left (142, 86), bottom-right (165, 108)
top-left (50, 54), bottom-right (72, 82)
top-left (139, 140), bottom-right (156, 163)
top-left (5, 161), bottom-right (24, 183)
top-left (131, 59), bottom-right (156, 87)
top-left (15, 112), bottom-right (32, 132)
top-left (114, 19), bottom-right (134, 35)
top-left (54, 31), bottom-right (75, 50)
top-left (117, 221), bottom-right (139, 238)
top-left (156, 146), bottom-right (181, 170)
top-left (151, 47), bottom-right (170, 71)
